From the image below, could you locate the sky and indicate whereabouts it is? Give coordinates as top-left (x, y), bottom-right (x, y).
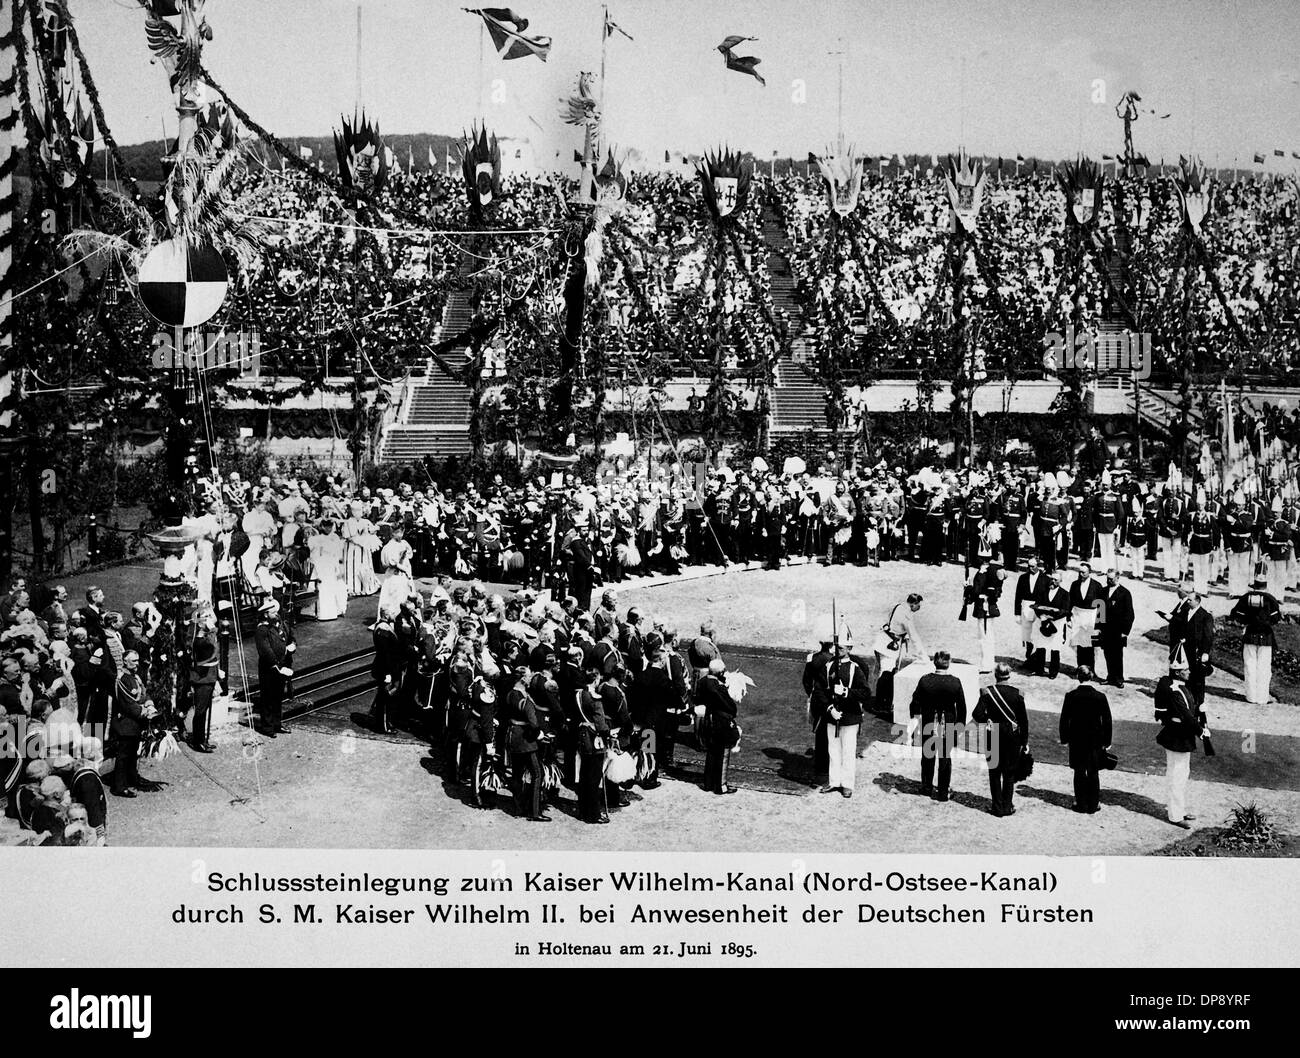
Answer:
top-left (58, 0), bottom-right (1300, 169)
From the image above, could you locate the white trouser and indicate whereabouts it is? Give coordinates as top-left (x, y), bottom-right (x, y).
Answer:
top-left (977, 618), bottom-right (996, 672)
top-left (1288, 554), bottom-right (1297, 588)
top-left (1243, 643), bottom-right (1273, 705)
top-left (1097, 531), bottom-right (1116, 570)
top-left (1129, 544), bottom-right (1146, 578)
top-left (826, 722), bottom-right (859, 791)
top-left (1266, 558), bottom-right (1287, 601)
top-left (1161, 536), bottom-right (1184, 580)
top-left (1166, 749), bottom-right (1191, 823)
top-left (1019, 614), bottom-right (1034, 648)
top-left (1228, 551), bottom-right (1251, 595)
top-left (1190, 552), bottom-right (1210, 595)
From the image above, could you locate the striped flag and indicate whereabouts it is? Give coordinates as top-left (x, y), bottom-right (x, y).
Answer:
top-left (464, 8), bottom-right (551, 61)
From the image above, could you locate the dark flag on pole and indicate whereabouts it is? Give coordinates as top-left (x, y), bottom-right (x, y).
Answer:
top-left (717, 35), bottom-right (765, 86)
top-left (1254, 153), bottom-right (1266, 164)
top-left (1274, 149), bottom-right (1286, 157)
top-left (464, 8), bottom-right (552, 61)
top-left (604, 13), bottom-right (634, 41)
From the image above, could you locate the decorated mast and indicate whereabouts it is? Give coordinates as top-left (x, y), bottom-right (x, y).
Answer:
top-left (0, 0), bottom-right (15, 579)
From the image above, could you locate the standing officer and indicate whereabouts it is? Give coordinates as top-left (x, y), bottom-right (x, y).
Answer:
top-left (697, 658), bottom-right (739, 795)
top-left (908, 650), bottom-right (968, 802)
top-left (1058, 666), bottom-right (1112, 814)
top-left (1223, 492), bottom-right (1255, 596)
top-left (1159, 486), bottom-right (1187, 582)
top-left (575, 664), bottom-right (611, 823)
top-left (254, 598), bottom-right (294, 738)
top-left (1094, 473), bottom-right (1123, 570)
top-left (1229, 588), bottom-right (1282, 705)
top-left (109, 650), bottom-right (160, 797)
top-left (972, 662), bottom-right (1029, 816)
top-left (187, 609), bottom-right (219, 753)
top-left (820, 631), bottom-right (870, 798)
top-left (1183, 591), bottom-right (1216, 706)
top-left (369, 606), bottom-right (404, 735)
top-left (998, 476), bottom-right (1027, 571)
top-left (1124, 496), bottom-right (1149, 579)
top-left (802, 634), bottom-right (834, 781)
top-left (506, 664), bottom-right (550, 822)
top-left (1154, 663), bottom-right (1205, 829)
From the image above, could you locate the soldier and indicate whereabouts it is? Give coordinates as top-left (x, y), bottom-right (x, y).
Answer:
top-left (1142, 485), bottom-right (1163, 564)
top-left (962, 483), bottom-right (988, 569)
top-left (187, 609), bottom-right (219, 753)
top-left (697, 658), bottom-right (739, 795)
top-left (1222, 491), bottom-right (1255, 596)
top-left (505, 663), bottom-right (550, 822)
top-left (819, 632), bottom-right (870, 798)
top-left (908, 649), bottom-right (968, 801)
top-left (574, 664), bottom-right (611, 823)
top-left (905, 482), bottom-right (927, 560)
top-left (1229, 589), bottom-right (1282, 705)
top-left (460, 674), bottom-right (498, 809)
top-left (109, 650), bottom-right (160, 797)
top-left (1094, 473), bottom-right (1123, 570)
top-left (972, 663), bottom-right (1029, 817)
top-left (1264, 499), bottom-right (1292, 600)
top-left (1159, 486), bottom-right (1188, 582)
top-left (802, 634), bottom-right (834, 782)
top-left (1186, 495), bottom-right (1219, 596)
top-left (1034, 485), bottom-right (1063, 573)
top-left (254, 599), bottom-right (293, 739)
top-left (997, 476), bottom-right (1027, 571)
top-left (1125, 495), bottom-right (1149, 579)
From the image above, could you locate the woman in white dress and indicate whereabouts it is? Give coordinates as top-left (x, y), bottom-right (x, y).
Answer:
top-left (308, 520), bottom-right (348, 621)
top-left (342, 501), bottom-right (380, 597)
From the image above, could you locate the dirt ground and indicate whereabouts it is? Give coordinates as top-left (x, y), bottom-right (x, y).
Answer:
top-left (81, 555), bottom-right (1300, 854)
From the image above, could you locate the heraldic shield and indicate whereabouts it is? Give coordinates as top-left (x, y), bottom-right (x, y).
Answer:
top-left (943, 150), bottom-right (987, 235)
top-left (713, 176), bottom-right (739, 217)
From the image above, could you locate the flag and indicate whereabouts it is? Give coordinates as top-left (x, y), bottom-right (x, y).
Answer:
top-left (408, 143), bottom-right (415, 172)
top-left (299, 145), bottom-right (313, 160)
top-left (1254, 152), bottom-right (1265, 164)
top-left (1293, 151), bottom-right (1300, 160)
top-left (664, 149), bottom-right (670, 163)
top-left (465, 8), bottom-right (551, 61)
top-left (1015, 154), bottom-right (1025, 161)
top-left (807, 151), bottom-right (818, 165)
top-left (429, 145), bottom-right (438, 169)
top-left (1275, 149), bottom-right (1285, 157)
top-left (604, 13), bottom-right (633, 41)
top-left (717, 35), bottom-right (764, 86)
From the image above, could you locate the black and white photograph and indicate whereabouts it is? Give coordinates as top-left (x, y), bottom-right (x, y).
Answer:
top-left (2, 0), bottom-right (1300, 987)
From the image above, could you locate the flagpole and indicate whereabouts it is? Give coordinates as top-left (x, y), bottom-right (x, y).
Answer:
top-left (478, 19), bottom-right (485, 119)
top-left (355, 1), bottom-right (363, 110)
top-left (600, 5), bottom-right (609, 115)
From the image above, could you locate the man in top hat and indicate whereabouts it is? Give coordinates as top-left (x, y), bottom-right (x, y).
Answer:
top-left (909, 650), bottom-right (967, 802)
top-left (254, 598), bottom-right (293, 738)
top-left (1230, 588), bottom-right (1283, 705)
top-left (1058, 666), bottom-right (1112, 814)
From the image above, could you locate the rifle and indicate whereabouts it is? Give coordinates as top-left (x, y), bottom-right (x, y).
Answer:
top-left (826, 598), bottom-right (843, 726)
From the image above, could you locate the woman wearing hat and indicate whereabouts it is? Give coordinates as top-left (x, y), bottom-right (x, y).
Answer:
top-left (342, 501), bottom-right (381, 597)
top-left (308, 519), bottom-right (348, 621)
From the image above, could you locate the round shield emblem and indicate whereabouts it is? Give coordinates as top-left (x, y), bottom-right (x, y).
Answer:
top-left (137, 239), bottom-right (229, 328)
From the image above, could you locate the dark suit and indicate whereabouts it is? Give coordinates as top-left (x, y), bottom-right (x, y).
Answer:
top-left (188, 634), bottom-right (219, 747)
top-left (972, 682), bottom-right (1028, 815)
top-left (1099, 583), bottom-right (1134, 686)
top-left (1184, 606), bottom-right (1215, 705)
top-left (802, 646), bottom-right (833, 777)
top-left (1058, 683), bottom-right (1112, 812)
top-left (370, 622), bottom-right (404, 733)
top-left (909, 671), bottom-right (968, 798)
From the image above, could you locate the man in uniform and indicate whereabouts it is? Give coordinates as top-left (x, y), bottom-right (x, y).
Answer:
top-left (254, 598), bottom-right (294, 738)
top-left (1124, 496), bottom-right (1149, 579)
top-left (997, 477), bottom-right (1027, 571)
top-left (1223, 491), bottom-right (1255, 596)
top-left (1094, 473), bottom-right (1123, 570)
top-left (1263, 500), bottom-right (1292, 600)
top-left (1183, 591), bottom-right (1216, 706)
top-left (109, 650), bottom-right (160, 798)
top-left (908, 650), bottom-right (967, 802)
top-left (1159, 487), bottom-right (1187, 582)
top-left (1187, 496), bottom-right (1219, 596)
top-left (819, 631), bottom-right (870, 798)
top-left (972, 663), bottom-right (1029, 817)
top-left (801, 634), bottom-right (834, 782)
top-left (1230, 589), bottom-right (1282, 705)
